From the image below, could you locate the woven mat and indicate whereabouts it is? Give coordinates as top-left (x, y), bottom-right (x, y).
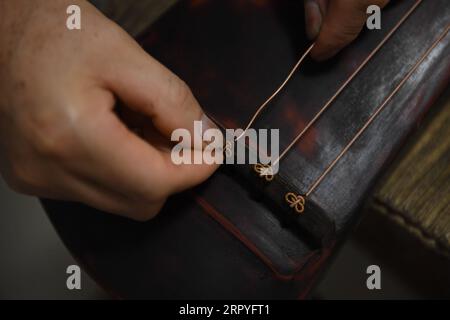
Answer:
top-left (370, 87), bottom-right (450, 257)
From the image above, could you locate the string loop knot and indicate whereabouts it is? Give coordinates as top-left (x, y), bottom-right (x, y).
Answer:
top-left (285, 192), bottom-right (305, 214)
top-left (254, 163), bottom-right (274, 181)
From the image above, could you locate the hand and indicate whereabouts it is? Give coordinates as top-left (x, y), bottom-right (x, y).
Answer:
top-left (304, 0), bottom-right (390, 60)
top-left (0, 0), bottom-right (218, 221)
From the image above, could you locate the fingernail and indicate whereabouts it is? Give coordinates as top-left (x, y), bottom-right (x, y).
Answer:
top-left (305, 0), bottom-right (322, 40)
top-left (193, 113), bottom-right (219, 150)
top-left (201, 113), bottom-right (218, 132)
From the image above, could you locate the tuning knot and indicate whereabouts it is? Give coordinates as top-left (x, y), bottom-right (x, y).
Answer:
top-left (285, 192), bottom-right (305, 214)
top-left (254, 163), bottom-right (274, 181)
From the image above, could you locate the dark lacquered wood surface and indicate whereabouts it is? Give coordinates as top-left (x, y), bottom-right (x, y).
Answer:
top-left (44, 0), bottom-right (450, 299)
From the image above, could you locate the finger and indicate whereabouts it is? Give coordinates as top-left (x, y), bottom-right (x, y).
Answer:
top-left (304, 0), bottom-right (328, 40)
top-left (6, 153), bottom-right (165, 220)
top-left (116, 103), bottom-right (219, 192)
top-left (310, 0), bottom-right (390, 61)
top-left (65, 169), bottom-right (167, 221)
top-left (70, 174), bottom-right (168, 221)
top-left (117, 105), bottom-right (220, 193)
top-left (70, 87), bottom-right (217, 220)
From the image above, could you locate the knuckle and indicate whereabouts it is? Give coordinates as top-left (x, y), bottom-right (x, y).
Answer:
top-left (23, 108), bottom-right (78, 158)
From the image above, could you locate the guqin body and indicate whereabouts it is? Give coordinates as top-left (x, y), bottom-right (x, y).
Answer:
top-left (43, 0), bottom-right (450, 298)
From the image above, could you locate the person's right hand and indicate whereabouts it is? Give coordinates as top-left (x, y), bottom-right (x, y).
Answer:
top-left (304, 0), bottom-right (390, 60)
top-left (0, 0), bottom-right (218, 221)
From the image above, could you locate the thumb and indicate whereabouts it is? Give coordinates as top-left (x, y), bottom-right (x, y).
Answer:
top-left (105, 38), bottom-right (217, 144)
top-left (99, 35), bottom-right (219, 192)
top-left (307, 0), bottom-right (389, 61)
